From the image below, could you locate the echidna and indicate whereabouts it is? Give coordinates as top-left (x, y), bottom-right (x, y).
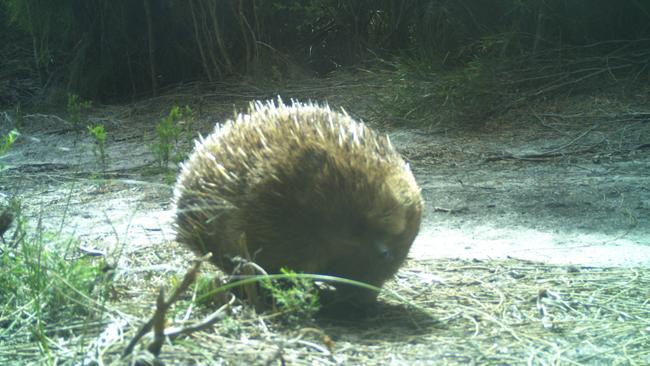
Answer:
top-left (173, 99), bottom-right (422, 303)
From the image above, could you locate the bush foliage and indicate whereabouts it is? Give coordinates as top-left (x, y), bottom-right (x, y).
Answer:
top-left (1, 0), bottom-right (648, 105)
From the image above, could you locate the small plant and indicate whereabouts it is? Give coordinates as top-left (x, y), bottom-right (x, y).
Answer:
top-left (0, 129), bottom-right (19, 171)
top-left (151, 105), bottom-right (183, 169)
top-left (261, 268), bottom-right (321, 323)
top-left (67, 93), bottom-right (92, 139)
top-left (87, 124), bottom-right (108, 174)
top-left (0, 129), bottom-right (19, 155)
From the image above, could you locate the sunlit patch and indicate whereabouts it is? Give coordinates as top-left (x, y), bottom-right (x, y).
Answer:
top-left (411, 224), bottom-right (648, 266)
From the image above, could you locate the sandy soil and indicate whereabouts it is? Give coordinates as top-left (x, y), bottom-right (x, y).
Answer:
top-left (397, 121), bottom-right (650, 267)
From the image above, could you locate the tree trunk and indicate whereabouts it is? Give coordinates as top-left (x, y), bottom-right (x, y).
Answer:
top-left (143, 0), bottom-right (158, 96)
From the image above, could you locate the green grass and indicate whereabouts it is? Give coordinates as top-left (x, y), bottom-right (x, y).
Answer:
top-left (0, 200), bottom-right (109, 359)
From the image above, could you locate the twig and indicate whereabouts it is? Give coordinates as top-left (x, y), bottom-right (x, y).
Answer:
top-left (165, 295), bottom-right (234, 337)
top-left (432, 206), bottom-right (468, 214)
top-left (122, 253), bottom-right (212, 357)
top-left (146, 289), bottom-right (166, 357)
top-left (485, 139), bottom-right (604, 162)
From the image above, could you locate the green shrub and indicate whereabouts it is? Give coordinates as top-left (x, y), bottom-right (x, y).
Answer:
top-left (261, 268), bottom-right (320, 323)
top-left (151, 104), bottom-right (196, 170)
top-left (87, 123), bottom-right (108, 174)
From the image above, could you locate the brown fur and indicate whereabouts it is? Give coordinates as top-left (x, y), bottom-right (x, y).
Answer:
top-left (173, 99), bottom-right (422, 302)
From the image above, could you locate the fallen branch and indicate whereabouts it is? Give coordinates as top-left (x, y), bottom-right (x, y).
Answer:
top-left (485, 139), bottom-right (604, 162)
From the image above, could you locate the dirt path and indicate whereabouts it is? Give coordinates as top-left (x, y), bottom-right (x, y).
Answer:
top-left (400, 126), bottom-right (650, 267)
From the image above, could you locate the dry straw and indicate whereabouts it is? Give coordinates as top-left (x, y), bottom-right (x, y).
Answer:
top-left (5, 254), bottom-right (646, 365)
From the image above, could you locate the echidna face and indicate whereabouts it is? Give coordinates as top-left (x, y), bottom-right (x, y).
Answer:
top-left (356, 199), bottom-right (421, 283)
top-left (276, 165), bottom-right (423, 286)
top-left (308, 201), bottom-right (420, 306)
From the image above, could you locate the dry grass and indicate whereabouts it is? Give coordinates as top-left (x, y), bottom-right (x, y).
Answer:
top-left (4, 250), bottom-right (647, 365)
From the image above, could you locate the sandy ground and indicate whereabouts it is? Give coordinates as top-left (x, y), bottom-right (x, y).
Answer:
top-left (2, 96), bottom-right (648, 269)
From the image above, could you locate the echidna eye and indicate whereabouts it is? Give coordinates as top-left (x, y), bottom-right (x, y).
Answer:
top-left (375, 240), bottom-right (393, 261)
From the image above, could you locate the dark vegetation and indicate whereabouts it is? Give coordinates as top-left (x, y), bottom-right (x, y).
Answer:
top-left (1, 0), bottom-right (649, 121)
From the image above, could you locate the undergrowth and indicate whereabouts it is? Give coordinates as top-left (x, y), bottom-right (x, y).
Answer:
top-left (150, 105), bottom-right (196, 170)
top-left (0, 199), bottom-right (109, 359)
top-left (376, 38), bottom-right (650, 128)
top-left (377, 56), bottom-right (503, 126)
